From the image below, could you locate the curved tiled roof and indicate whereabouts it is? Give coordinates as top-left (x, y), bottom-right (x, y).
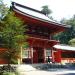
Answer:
top-left (11, 2), bottom-right (70, 28)
top-left (53, 44), bottom-right (75, 51)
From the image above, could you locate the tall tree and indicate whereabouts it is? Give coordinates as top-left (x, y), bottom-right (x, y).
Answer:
top-left (0, 11), bottom-right (27, 64)
top-left (41, 5), bottom-right (52, 16)
top-left (54, 16), bottom-right (75, 44)
top-left (0, 0), bottom-right (27, 64)
top-left (69, 38), bottom-right (75, 46)
top-left (0, 0), bottom-right (8, 19)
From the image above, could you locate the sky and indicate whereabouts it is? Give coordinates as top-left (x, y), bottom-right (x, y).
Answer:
top-left (3, 0), bottom-right (75, 21)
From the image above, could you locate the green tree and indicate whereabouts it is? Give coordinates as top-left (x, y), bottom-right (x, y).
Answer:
top-left (41, 5), bottom-right (52, 16)
top-left (0, 11), bottom-right (27, 64)
top-left (69, 38), bottom-right (75, 46)
top-left (0, 1), bottom-right (28, 72)
top-left (54, 16), bottom-right (75, 44)
top-left (0, 0), bottom-right (8, 19)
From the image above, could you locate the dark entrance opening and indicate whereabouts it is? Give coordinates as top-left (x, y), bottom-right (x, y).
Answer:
top-left (33, 47), bottom-right (44, 63)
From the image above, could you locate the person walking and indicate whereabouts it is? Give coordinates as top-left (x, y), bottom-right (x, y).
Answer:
top-left (47, 56), bottom-right (50, 63)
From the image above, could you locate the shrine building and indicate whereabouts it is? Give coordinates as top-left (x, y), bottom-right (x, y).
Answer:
top-left (11, 2), bottom-right (71, 64)
top-left (0, 2), bottom-right (73, 64)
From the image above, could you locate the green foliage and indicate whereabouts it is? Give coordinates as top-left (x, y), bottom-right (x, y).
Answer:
top-left (0, 0), bottom-right (9, 19)
top-left (41, 5), bottom-right (52, 16)
top-left (0, 11), bottom-right (27, 64)
top-left (69, 38), bottom-right (75, 46)
top-left (11, 58), bottom-right (18, 64)
top-left (54, 15), bottom-right (75, 44)
top-left (0, 71), bottom-right (19, 75)
top-left (2, 72), bottom-right (15, 75)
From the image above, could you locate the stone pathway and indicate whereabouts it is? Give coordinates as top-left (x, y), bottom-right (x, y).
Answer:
top-left (16, 64), bottom-right (75, 75)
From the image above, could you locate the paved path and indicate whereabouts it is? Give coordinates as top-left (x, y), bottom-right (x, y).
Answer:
top-left (18, 69), bottom-right (75, 75)
top-left (16, 64), bottom-right (75, 75)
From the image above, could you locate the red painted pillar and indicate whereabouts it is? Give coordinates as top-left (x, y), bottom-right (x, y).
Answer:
top-left (51, 50), bottom-right (55, 63)
top-left (30, 47), bottom-right (33, 63)
top-left (33, 47), bottom-right (38, 63)
top-left (57, 50), bottom-right (61, 63)
top-left (43, 48), bottom-right (46, 63)
top-left (53, 49), bottom-right (61, 63)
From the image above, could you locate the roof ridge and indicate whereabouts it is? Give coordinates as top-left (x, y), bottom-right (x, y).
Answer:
top-left (11, 2), bottom-right (70, 28)
top-left (12, 2), bottom-right (45, 15)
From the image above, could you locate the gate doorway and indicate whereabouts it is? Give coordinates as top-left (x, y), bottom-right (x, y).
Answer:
top-left (33, 47), bottom-right (44, 63)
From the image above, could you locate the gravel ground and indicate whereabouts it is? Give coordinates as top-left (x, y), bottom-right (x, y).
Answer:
top-left (16, 64), bottom-right (75, 75)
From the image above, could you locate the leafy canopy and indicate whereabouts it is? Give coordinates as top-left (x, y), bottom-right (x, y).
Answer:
top-left (54, 15), bottom-right (75, 44)
top-left (69, 38), bottom-right (75, 46)
top-left (0, 0), bottom-right (8, 19)
top-left (0, 11), bottom-right (27, 64)
top-left (41, 5), bottom-right (52, 16)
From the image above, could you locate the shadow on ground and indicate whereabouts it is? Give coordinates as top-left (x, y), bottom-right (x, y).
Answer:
top-left (32, 63), bottom-right (68, 70)
top-left (31, 63), bottom-right (75, 71)
top-left (58, 73), bottom-right (75, 75)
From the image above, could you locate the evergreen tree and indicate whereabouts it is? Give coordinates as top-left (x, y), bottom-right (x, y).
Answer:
top-left (0, 11), bottom-right (27, 64)
top-left (69, 38), bottom-right (75, 46)
top-left (54, 15), bottom-right (75, 44)
top-left (41, 5), bottom-right (52, 16)
top-left (0, 0), bottom-right (8, 19)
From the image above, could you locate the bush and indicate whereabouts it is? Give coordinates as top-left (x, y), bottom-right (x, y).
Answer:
top-left (11, 59), bottom-right (18, 64)
top-left (2, 72), bottom-right (15, 75)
